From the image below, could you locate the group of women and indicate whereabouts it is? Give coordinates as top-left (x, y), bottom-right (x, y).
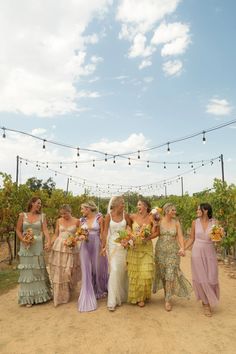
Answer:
top-left (16, 196), bottom-right (220, 317)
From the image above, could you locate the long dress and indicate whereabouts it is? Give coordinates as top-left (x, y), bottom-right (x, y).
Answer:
top-left (18, 213), bottom-right (52, 305)
top-left (49, 224), bottom-right (81, 306)
top-left (127, 222), bottom-right (154, 304)
top-left (191, 218), bottom-right (219, 307)
top-left (107, 214), bottom-right (128, 308)
top-left (153, 223), bottom-right (192, 301)
top-left (78, 215), bottom-right (108, 312)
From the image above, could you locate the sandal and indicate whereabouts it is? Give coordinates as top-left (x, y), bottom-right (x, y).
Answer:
top-left (202, 303), bottom-right (212, 317)
top-left (25, 304), bottom-right (33, 308)
top-left (165, 302), bottom-right (172, 311)
top-left (137, 301), bottom-right (145, 307)
top-left (108, 306), bottom-right (116, 312)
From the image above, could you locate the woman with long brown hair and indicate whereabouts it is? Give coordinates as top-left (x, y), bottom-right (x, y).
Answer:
top-left (16, 197), bottom-right (52, 307)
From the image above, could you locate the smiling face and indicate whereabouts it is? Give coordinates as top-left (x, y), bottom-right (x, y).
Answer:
top-left (60, 209), bottom-right (71, 220)
top-left (31, 199), bottom-right (42, 213)
top-left (137, 200), bottom-right (147, 214)
top-left (167, 206), bottom-right (177, 218)
top-left (81, 205), bottom-right (89, 217)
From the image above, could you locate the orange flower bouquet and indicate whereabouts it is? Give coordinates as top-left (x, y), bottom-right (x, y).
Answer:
top-left (139, 224), bottom-right (152, 241)
top-left (115, 229), bottom-right (135, 249)
top-left (209, 224), bottom-right (224, 242)
top-left (75, 226), bottom-right (89, 242)
top-left (22, 228), bottom-right (35, 249)
top-left (64, 234), bottom-right (78, 248)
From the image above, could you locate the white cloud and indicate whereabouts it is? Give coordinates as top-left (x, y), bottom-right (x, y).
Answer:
top-left (76, 91), bottom-right (101, 98)
top-left (143, 77), bottom-right (154, 83)
top-left (206, 98), bottom-right (233, 116)
top-left (31, 128), bottom-right (47, 136)
top-left (116, 1), bottom-right (190, 72)
top-left (139, 59), bottom-right (152, 69)
top-left (163, 59), bottom-right (183, 76)
top-left (0, 0), bottom-right (111, 117)
top-left (117, 0), bottom-right (181, 33)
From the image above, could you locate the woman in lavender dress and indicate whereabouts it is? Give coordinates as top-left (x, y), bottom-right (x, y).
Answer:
top-left (185, 203), bottom-right (219, 317)
top-left (78, 201), bottom-right (108, 312)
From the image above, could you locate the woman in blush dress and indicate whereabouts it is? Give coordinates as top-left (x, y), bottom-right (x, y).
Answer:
top-left (16, 197), bottom-right (52, 307)
top-left (153, 203), bottom-right (192, 312)
top-left (185, 203), bottom-right (220, 317)
top-left (78, 201), bottom-right (108, 312)
top-left (127, 199), bottom-right (158, 307)
top-left (49, 204), bottom-right (81, 307)
top-left (102, 196), bottom-right (131, 312)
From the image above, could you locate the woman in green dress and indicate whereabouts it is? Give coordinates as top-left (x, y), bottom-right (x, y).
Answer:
top-left (153, 203), bottom-right (192, 311)
top-left (127, 199), bottom-right (158, 307)
top-left (16, 197), bottom-right (52, 307)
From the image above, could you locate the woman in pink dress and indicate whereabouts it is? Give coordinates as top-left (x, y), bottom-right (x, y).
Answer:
top-left (185, 203), bottom-right (219, 317)
top-left (49, 204), bottom-right (81, 307)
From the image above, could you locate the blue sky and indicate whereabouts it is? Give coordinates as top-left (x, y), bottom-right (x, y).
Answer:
top-left (0, 0), bottom-right (235, 196)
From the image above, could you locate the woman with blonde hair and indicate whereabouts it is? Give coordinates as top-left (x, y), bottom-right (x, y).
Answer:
top-left (153, 203), bottom-right (192, 311)
top-left (102, 196), bottom-right (131, 311)
top-left (49, 204), bottom-right (81, 307)
top-left (78, 201), bottom-right (108, 312)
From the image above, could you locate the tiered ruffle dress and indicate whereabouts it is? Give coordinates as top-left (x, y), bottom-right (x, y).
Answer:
top-left (18, 213), bottom-right (52, 305)
top-left (49, 224), bottom-right (81, 306)
top-left (127, 222), bottom-right (154, 304)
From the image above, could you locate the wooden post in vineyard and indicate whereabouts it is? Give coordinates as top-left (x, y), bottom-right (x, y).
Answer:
top-left (220, 154), bottom-right (225, 183)
top-left (14, 155), bottom-right (20, 258)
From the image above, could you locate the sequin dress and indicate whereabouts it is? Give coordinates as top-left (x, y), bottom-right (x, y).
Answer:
top-left (153, 223), bottom-right (192, 301)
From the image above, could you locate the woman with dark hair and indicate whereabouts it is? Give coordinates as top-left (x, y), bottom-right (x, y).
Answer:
top-left (127, 198), bottom-right (158, 307)
top-left (16, 197), bottom-right (52, 307)
top-left (78, 201), bottom-right (108, 312)
top-left (153, 203), bottom-right (192, 312)
top-left (185, 203), bottom-right (219, 316)
top-left (49, 204), bottom-right (81, 307)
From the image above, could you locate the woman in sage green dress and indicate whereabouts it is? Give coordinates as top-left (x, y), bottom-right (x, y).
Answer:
top-left (127, 199), bottom-right (158, 307)
top-left (153, 203), bottom-right (192, 311)
top-left (16, 197), bottom-right (52, 307)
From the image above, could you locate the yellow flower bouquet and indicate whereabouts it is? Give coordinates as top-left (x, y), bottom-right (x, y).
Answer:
top-left (115, 229), bottom-right (135, 249)
top-left (209, 224), bottom-right (224, 242)
top-left (75, 226), bottom-right (89, 242)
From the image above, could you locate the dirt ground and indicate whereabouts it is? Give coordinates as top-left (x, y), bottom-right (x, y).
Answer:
top-left (0, 252), bottom-right (236, 354)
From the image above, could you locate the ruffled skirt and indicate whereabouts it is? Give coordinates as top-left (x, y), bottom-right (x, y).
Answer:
top-left (49, 237), bottom-right (81, 306)
top-left (18, 242), bottom-right (52, 305)
top-left (127, 239), bottom-right (154, 303)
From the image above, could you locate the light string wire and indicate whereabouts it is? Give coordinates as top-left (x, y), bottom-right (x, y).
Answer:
top-left (19, 154), bottom-right (221, 194)
top-left (1, 118), bottom-right (236, 160)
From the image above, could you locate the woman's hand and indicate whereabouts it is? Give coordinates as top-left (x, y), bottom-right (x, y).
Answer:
top-left (178, 248), bottom-right (185, 257)
top-left (44, 242), bottom-right (51, 251)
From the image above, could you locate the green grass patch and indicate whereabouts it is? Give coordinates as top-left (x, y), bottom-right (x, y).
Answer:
top-left (0, 268), bottom-right (19, 295)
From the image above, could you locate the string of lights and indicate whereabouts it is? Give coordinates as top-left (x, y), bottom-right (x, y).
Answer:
top-left (19, 154), bottom-right (221, 195)
top-left (1, 119), bottom-right (236, 161)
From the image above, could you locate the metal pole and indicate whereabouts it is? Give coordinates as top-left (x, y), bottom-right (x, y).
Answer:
top-left (164, 184), bottom-right (167, 197)
top-left (14, 155), bottom-right (20, 258)
top-left (181, 177), bottom-right (184, 197)
top-left (66, 178), bottom-right (69, 195)
top-left (220, 154), bottom-right (225, 183)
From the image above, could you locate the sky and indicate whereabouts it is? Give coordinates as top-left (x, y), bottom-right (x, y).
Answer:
top-left (0, 0), bottom-right (235, 197)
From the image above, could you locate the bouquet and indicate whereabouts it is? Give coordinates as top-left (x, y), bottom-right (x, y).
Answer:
top-left (139, 224), bottom-right (151, 240)
top-left (150, 206), bottom-right (162, 222)
top-left (64, 234), bottom-right (78, 248)
top-left (209, 224), bottom-right (224, 242)
top-left (115, 229), bottom-right (135, 249)
top-left (75, 226), bottom-right (89, 242)
top-left (22, 228), bottom-right (35, 249)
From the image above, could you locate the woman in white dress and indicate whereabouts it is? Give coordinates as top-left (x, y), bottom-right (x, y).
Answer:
top-left (102, 196), bottom-right (131, 311)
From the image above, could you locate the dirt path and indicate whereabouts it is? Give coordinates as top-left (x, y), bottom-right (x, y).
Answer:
top-left (0, 252), bottom-right (236, 354)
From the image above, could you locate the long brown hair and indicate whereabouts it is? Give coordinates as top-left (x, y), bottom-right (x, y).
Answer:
top-left (27, 197), bottom-right (41, 213)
